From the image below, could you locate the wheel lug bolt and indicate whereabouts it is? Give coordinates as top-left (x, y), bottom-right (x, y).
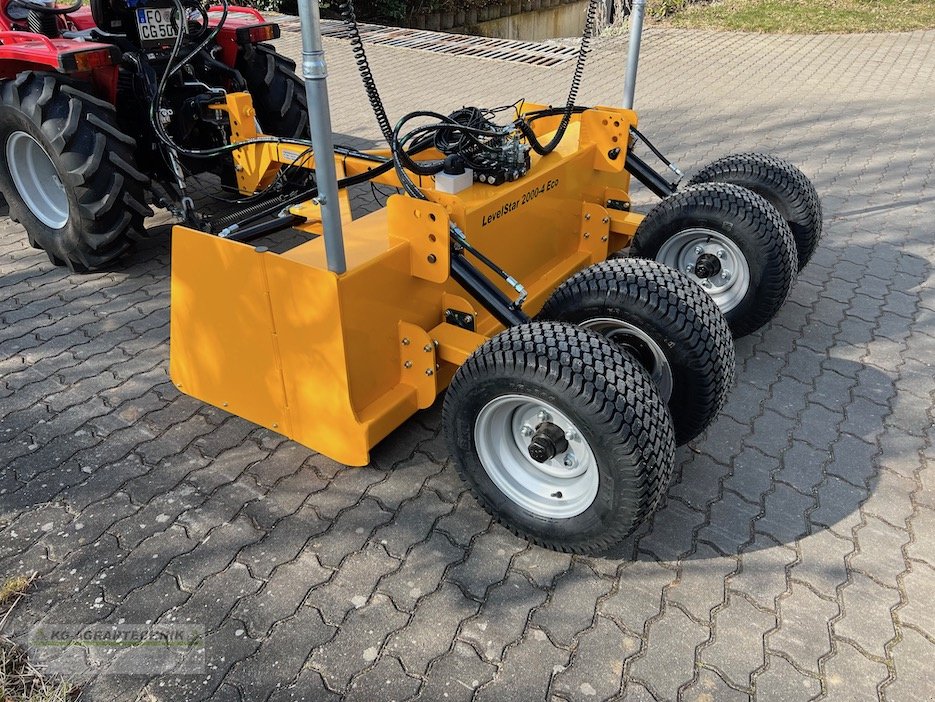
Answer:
top-left (694, 245), bottom-right (704, 255)
top-left (537, 410), bottom-right (549, 422)
top-left (563, 453), bottom-right (576, 467)
top-left (521, 425), bottom-right (533, 437)
top-left (717, 249), bottom-right (726, 258)
top-left (566, 430), bottom-right (578, 442)
top-left (685, 264), bottom-right (694, 273)
top-left (722, 270), bottom-right (732, 280)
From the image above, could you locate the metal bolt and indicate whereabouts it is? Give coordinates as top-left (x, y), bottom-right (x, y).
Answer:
top-left (464, 315), bottom-right (473, 324)
top-left (722, 270), bottom-right (732, 281)
top-left (585, 213), bottom-right (591, 220)
top-left (717, 249), bottom-right (726, 259)
top-left (427, 254), bottom-right (437, 264)
top-left (423, 344), bottom-right (432, 352)
top-left (425, 368), bottom-right (434, 376)
top-left (537, 410), bottom-right (549, 422)
top-left (584, 232), bottom-right (590, 239)
top-left (521, 425), bottom-right (534, 437)
top-left (602, 216), bottom-right (609, 224)
top-left (694, 245), bottom-right (704, 255)
top-left (601, 235), bottom-right (608, 242)
top-left (402, 338), bottom-right (410, 345)
top-left (563, 453), bottom-right (576, 468)
top-left (566, 430), bottom-right (579, 442)
top-left (404, 360), bottom-right (413, 368)
top-left (685, 264), bottom-right (694, 273)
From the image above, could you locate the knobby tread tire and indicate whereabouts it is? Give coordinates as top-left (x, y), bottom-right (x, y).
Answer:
top-left (688, 153), bottom-right (822, 270)
top-left (539, 258), bottom-right (735, 445)
top-left (0, 72), bottom-right (151, 271)
top-left (237, 44), bottom-right (310, 139)
top-left (631, 182), bottom-right (797, 339)
top-left (443, 321), bottom-right (676, 554)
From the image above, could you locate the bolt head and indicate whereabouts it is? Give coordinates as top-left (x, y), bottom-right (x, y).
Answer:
top-left (464, 315), bottom-right (473, 324)
top-left (423, 344), bottom-right (432, 352)
top-left (685, 264), bottom-right (694, 273)
top-left (521, 425), bottom-right (534, 437)
top-left (404, 360), bottom-right (413, 368)
top-left (722, 270), bottom-right (732, 280)
top-left (537, 410), bottom-right (549, 423)
top-left (563, 453), bottom-right (576, 467)
top-left (566, 430), bottom-right (578, 442)
top-left (694, 245), bottom-right (705, 255)
top-left (425, 368), bottom-right (434, 376)
top-left (402, 338), bottom-right (410, 345)
top-left (717, 248), bottom-right (726, 259)
top-left (585, 213), bottom-right (591, 220)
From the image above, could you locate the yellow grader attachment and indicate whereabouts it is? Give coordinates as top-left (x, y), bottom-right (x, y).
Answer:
top-left (171, 99), bottom-right (644, 466)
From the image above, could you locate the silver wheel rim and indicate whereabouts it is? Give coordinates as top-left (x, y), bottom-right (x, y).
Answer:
top-left (656, 228), bottom-right (750, 313)
top-left (474, 395), bottom-right (598, 519)
top-left (580, 317), bottom-right (673, 402)
top-left (6, 131), bottom-right (68, 229)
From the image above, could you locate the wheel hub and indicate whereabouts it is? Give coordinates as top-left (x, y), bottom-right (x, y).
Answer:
top-left (693, 252), bottom-right (722, 279)
top-left (474, 396), bottom-right (599, 519)
top-left (656, 228), bottom-right (751, 313)
top-left (527, 422), bottom-right (569, 463)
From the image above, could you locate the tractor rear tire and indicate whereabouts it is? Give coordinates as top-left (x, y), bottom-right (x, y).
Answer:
top-left (539, 258), bottom-right (735, 446)
top-left (631, 183), bottom-right (797, 339)
top-left (443, 321), bottom-right (676, 554)
top-left (0, 72), bottom-right (151, 272)
top-left (237, 43), bottom-right (310, 139)
top-left (688, 153), bottom-right (822, 271)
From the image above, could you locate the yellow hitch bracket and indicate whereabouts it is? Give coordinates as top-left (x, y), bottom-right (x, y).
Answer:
top-left (431, 322), bottom-right (487, 367)
top-left (579, 201), bottom-right (611, 264)
top-left (387, 196), bottom-right (450, 284)
top-left (580, 108), bottom-right (634, 174)
top-left (398, 322), bottom-right (438, 409)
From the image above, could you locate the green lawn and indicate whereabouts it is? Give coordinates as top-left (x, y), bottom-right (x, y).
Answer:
top-left (661, 0), bottom-right (935, 32)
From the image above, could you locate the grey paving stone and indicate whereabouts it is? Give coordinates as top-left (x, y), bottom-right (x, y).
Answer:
top-left (701, 595), bottom-right (774, 689)
top-left (767, 583), bottom-right (838, 674)
top-left (850, 515), bottom-right (910, 585)
top-left (531, 562), bottom-right (612, 646)
top-left (823, 640), bottom-right (890, 702)
top-left (385, 581), bottom-right (478, 674)
top-left (309, 593), bottom-right (408, 691)
top-left (415, 641), bottom-right (496, 702)
top-left (236, 503), bottom-right (328, 579)
top-left (168, 515), bottom-right (263, 591)
top-left (474, 626), bottom-right (569, 702)
top-left (833, 572), bottom-right (899, 659)
top-left (309, 542), bottom-right (399, 625)
top-left (447, 524), bottom-right (526, 600)
top-left (460, 572), bottom-right (548, 663)
top-left (631, 604), bottom-right (708, 700)
top-left (728, 537), bottom-right (796, 612)
top-left (372, 489), bottom-right (453, 558)
top-left (308, 498), bottom-right (393, 568)
top-left (552, 615), bottom-right (639, 701)
top-left (895, 566), bottom-right (935, 640)
top-left (434, 492), bottom-right (491, 546)
top-left (233, 549), bottom-right (331, 638)
top-left (883, 626), bottom-right (935, 702)
top-left (377, 532), bottom-right (464, 612)
top-left (600, 559), bottom-right (674, 635)
top-left (267, 668), bottom-right (340, 702)
top-left (344, 655), bottom-right (420, 702)
top-left (753, 655), bottom-right (820, 702)
top-left (682, 668), bottom-right (750, 702)
top-left (226, 606), bottom-right (335, 702)
top-left (161, 562), bottom-right (262, 633)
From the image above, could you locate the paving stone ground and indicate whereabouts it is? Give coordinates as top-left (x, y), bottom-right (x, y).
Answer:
top-left (1, 22), bottom-right (935, 702)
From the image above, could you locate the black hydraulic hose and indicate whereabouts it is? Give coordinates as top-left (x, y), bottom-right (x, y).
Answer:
top-left (339, 0), bottom-right (394, 145)
top-left (516, 0), bottom-right (598, 156)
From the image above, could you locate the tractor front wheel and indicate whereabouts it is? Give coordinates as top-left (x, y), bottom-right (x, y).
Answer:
top-left (0, 72), bottom-right (151, 272)
top-left (443, 321), bottom-right (676, 554)
top-left (631, 183), bottom-right (797, 338)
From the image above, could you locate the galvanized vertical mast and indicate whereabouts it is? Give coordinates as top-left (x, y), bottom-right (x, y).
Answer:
top-left (296, 0), bottom-right (347, 274)
top-left (623, 0), bottom-right (646, 109)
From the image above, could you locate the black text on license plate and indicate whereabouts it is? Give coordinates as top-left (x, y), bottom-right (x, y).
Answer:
top-left (136, 8), bottom-right (177, 43)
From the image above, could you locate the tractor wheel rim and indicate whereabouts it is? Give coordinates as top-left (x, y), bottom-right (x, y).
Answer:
top-left (656, 228), bottom-right (750, 313)
top-left (6, 131), bottom-right (68, 229)
top-left (580, 317), bottom-right (674, 402)
top-left (474, 395), bottom-right (598, 519)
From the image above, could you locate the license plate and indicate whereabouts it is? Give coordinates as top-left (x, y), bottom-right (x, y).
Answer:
top-left (136, 7), bottom-right (177, 45)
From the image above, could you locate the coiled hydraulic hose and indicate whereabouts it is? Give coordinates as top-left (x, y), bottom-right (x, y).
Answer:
top-left (516, 0), bottom-right (598, 156)
top-left (339, 0), bottom-right (394, 145)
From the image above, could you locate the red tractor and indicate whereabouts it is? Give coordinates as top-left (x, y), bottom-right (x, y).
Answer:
top-left (0, 0), bottom-right (308, 270)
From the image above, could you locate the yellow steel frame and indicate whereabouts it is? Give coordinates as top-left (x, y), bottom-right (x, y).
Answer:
top-left (170, 94), bottom-right (646, 465)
